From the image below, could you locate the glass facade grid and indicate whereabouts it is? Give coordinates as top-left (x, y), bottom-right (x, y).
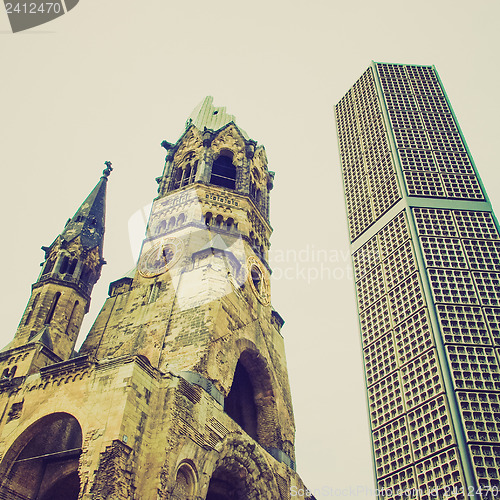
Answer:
top-left (336, 62), bottom-right (500, 498)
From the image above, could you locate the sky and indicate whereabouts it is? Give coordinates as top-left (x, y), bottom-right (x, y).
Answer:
top-left (1, 1), bottom-right (500, 498)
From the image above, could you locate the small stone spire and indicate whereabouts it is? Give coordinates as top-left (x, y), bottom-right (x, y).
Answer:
top-left (10, 164), bottom-right (113, 361)
top-left (60, 163), bottom-right (112, 253)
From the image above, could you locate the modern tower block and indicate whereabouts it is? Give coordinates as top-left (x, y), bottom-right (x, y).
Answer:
top-left (335, 62), bottom-right (500, 500)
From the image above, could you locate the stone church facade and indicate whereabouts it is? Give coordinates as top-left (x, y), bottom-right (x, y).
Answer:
top-left (0, 97), bottom-right (313, 499)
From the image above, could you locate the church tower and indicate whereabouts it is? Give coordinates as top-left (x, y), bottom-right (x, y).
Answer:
top-left (0, 99), bottom-right (313, 499)
top-left (7, 163), bottom-right (111, 367)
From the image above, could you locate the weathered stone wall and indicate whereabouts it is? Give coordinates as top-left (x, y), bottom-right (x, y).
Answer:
top-left (0, 355), bottom-right (309, 499)
top-left (11, 282), bottom-right (88, 362)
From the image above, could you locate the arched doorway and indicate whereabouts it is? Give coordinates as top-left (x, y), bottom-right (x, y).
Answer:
top-left (205, 465), bottom-right (248, 500)
top-left (224, 361), bottom-right (258, 440)
top-left (224, 348), bottom-right (280, 449)
top-left (204, 434), bottom-right (281, 500)
top-left (0, 413), bottom-right (82, 500)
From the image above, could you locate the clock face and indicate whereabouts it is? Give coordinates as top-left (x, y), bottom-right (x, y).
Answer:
top-left (247, 256), bottom-right (270, 305)
top-left (139, 237), bottom-right (183, 278)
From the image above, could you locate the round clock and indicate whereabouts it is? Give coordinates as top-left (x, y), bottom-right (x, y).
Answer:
top-left (139, 237), bottom-right (183, 278)
top-left (247, 256), bottom-right (270, 305)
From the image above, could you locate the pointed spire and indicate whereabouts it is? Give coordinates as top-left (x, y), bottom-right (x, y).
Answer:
top-left (60, 162), bottom-right (112, 252)
top-left (187, 96), bottom-right (249, 139)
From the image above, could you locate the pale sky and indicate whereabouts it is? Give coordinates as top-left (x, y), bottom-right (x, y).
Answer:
top-left (1, 1), bottom-right (500, 497)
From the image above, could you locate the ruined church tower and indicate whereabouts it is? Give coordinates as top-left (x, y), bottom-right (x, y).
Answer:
top-left (0, 98), bottom-right (313, 499)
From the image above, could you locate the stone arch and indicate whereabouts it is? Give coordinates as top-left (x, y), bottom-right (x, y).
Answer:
top-left (224, 340), bottom-right (281, 449)
top-left (204, 433), bottom-right (280, 500)
top-left (0, 412), bottom-right (82, 500)
top-left (173, 152), bottom-right (199, 190)
top-left (156, 219), bottom-right (167, 235)
top-left (169, 128), bottom-right (203, 192)
top-left (211, 125), bottom-right (247, 166)
top-left (171, 460), bottom-right (197, 499)
top-left (215, 214), bottom-right (224, 227)
top-left (225, 360), bottom-right (258, 441)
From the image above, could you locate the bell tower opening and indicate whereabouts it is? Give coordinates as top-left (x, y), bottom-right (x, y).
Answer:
top-left (45, 291), bottom-right (61, 325)
top-left (210, 150), bottom-right (236, 189)
top-left (224, 360), bottom-right (258, 440)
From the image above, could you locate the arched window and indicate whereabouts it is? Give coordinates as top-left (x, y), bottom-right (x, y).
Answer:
top-left (250, 182), bottom-right (256, 200)
top-left (177, 213), bottom-right (185, 226)
top-left (173, 158), bottom-right (198, 190)
top-left (64, 301), bottom-right (79, 336)
top-left (156, 219), bottom-right (167, 235)
top-left (68, 259), bottom-right (78, 275)
top-left (182, 165), bottom-right (191, 187)
top-left (45, 292), bottom-right (61, 325)
top-left (168, 217), bottom-right (176, 230)
top-left (59, 255), bottom-right (69, 274)
top-left (191, 160), bottom-right (198, 181)
top-left (211, 151), bottom-right (236, 189)
top-left (80, 265), bottom-right (93, 284)
top-left (226, 218), bottom-right (234, 231)
top-left (42, 258), bottom-right (55, 276)
top-left (215, 214), bottom-right (223, 228)
top-left (205, 212), bottom-right (212, 226)
top-left (148, 283), bottom-right (161, 304)
top-left (255, 189), bottom-right (261, 204)
top-left (24, 293), bottom-right (39, 326)
top-left (171, 463), bottom-right (197, 500)
top-left (174, 168), bottom-right (183, 189)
